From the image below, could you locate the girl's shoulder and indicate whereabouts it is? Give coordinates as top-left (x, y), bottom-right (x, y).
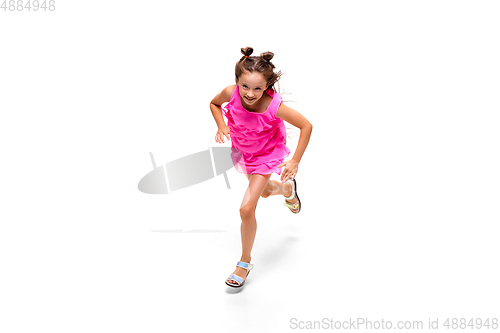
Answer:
top-left (221, 84), bottom-right (237, 102)
top-left (214, 85), bottom-right (238, 108)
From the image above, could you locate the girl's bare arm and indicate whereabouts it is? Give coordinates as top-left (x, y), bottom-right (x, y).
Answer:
top-left (210, 85), bottom-right (235, 129)
top-left (276, 103), bottom-right (313, 164)
top-left (210, 85), bottom-right (236, 143)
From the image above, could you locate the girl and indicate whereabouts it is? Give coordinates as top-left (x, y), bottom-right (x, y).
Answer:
top-left (210, 47), bottom-right (313, 288)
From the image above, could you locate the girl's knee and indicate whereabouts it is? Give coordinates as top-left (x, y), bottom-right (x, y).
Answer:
top-left (240, 204), bottom-right (256, 220)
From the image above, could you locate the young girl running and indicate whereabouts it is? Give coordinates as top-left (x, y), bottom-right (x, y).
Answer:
top-left (210, 47), bottom-right (313, 288)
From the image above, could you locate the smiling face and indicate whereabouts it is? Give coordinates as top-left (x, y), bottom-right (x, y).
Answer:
top-left (236, 70), bottom-right (268, 107)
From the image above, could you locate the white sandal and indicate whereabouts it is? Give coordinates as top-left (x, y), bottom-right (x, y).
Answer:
top-left (283, 177), bottom-right (301, 214)
top-left (225, 261), bottom-right (253, 288)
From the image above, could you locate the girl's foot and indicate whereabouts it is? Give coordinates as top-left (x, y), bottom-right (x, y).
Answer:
top-left (226, 259), bottom-right (252, 285)
top-left (227, 266), bottom-right (249, 285)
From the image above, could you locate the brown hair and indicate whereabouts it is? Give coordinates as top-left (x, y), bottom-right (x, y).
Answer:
top-left (235, 47), bottom-right (283, 92)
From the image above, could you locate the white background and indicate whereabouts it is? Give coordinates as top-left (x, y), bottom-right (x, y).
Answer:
top-left (1, 1), bottom-right (499, 332)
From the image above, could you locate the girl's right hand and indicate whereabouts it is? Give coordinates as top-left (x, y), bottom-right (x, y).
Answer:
top-left (215, 125), bottom-right (231, 143)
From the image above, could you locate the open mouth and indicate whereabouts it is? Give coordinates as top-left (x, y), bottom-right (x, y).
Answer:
top-left (245, 96), bottom-right (255, 102)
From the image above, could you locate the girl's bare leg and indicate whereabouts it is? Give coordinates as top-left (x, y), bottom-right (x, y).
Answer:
top-left (227, 173), bottom-right (272, 285)
top-left (260, 176), bottom-right (300, 213)
top-left (260, 179), bottom-right (293, 198)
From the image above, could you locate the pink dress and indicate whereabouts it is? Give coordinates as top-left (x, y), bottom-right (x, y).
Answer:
top-left (222, 85), bottom-right (291, 175)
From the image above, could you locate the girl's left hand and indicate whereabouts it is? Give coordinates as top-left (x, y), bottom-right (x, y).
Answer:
top-left (277, 159), bottom-right (299, 183)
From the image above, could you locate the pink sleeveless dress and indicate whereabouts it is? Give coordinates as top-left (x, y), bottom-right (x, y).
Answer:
top-left (222, 85), bottom-right (291, 175)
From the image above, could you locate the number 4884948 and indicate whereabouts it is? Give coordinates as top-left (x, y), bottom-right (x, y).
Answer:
top-left (1, 0), bottom-right (56, 11)
top-left (443, 318), bottom-right (498, 330)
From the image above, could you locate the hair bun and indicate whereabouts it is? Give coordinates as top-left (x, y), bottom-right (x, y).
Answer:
top-left (241, 47), bottom-right (254, 58)
top-left (260, 51), bottom-right (274, 62)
